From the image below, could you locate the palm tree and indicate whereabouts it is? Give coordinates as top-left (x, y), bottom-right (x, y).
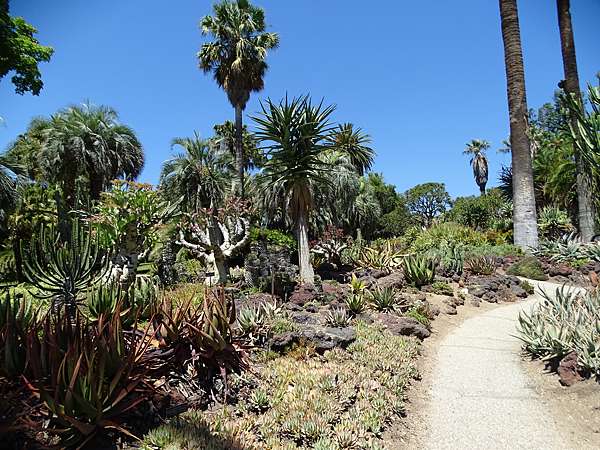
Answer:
top-left (328, 123), bottom-right (375, 176)
top-left (463, 139), bottom-right (490, 195)
top-left (198, 0), bottom-right (279, 199)
top-left (212, 120), bottom-right (264, 170)
top-left (499, 0), bottom-right (538, 250)
top-left (254, 96), bottom-right (335, 284)
top-left (0, 151), bottom-right (26, 230)
top-left (41, 103), bottom-right (144, 208)
top-left (556, 0), bottom-right (595, 241)
top-left (160, 132), bottom-right (232, 212)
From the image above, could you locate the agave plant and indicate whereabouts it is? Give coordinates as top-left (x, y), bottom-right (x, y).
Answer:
top-left (369, 286), bottom-right (398, 312)
top-left (465, 255), bottom-right (496, 275)
top-left (345, 293), bottom-right (366, 316)
top-left (357, 242), bottom-right (403, 273)
top-left (22, 221), bottom-right (107, 320)
top-left (517, 286), bottom-right (600, 375)
top-left (403, 254), bottom-right (436, 288)
top-left (325, 307), bottom-right (351, 327)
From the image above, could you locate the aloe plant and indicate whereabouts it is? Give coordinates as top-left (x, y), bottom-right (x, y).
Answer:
top-left (0, 291), bottom-right (36, 377)
top-left (403, 254), bottom-right (436, 288)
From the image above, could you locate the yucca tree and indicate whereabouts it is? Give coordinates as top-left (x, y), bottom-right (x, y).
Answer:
top-left (254, 96), bottom-right (335, 284)
top-left (499, 0), bottom-right (538, 250)
top-left (41, 103), bottom-right (144, 208)
top-left (198, 0), bottom-right (279, 199)
top-left (328, 123), bottom-right (375, 176)
top-left (160, 132), bottom-right (232, 213)
top-left (463, 139), bottom-right (490, 195)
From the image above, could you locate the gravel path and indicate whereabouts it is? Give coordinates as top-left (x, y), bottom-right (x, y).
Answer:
top-left (423, 280), bottom-right (577, 450)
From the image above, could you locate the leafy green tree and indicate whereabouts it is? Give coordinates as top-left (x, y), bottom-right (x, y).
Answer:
top-left (405, 182), bottom-right (451, 228)
top-left (254, 95), bottom-right (335, 284)
top-left (0, 150), bottom-right (25, 227)
top-left (160, 132), bottom-right (232, 213)
top-left (198, 0), bottom-right (279, 198)
top-left (463, 139), bottom-right (490, 195)
top-left (446, 189), bottom-right (508, 231)
top-left (0, 0), bottom-right (53, 95)
top-left (5, 116), bottom-right (47, 179)
top-left (499, 0), bottom-right (539, 249)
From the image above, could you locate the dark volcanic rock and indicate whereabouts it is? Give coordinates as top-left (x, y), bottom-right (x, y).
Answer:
top-left (548, 264), bottom-right (573, 278)
top-left (510, 285), bottom-right (528, 299)
top-left (374, 313), bottom-right (430, 340)
top-left (558, 351), bottom-right (583, 386)
top-left (269, 332), bottom-right (298, 352)
top-left (441, 304), bottom-right (458, 315)
top-left (300, 327), bottom-right (356, 352)
top-left (289, 284), bottom-right (322, 306)
top-left (375, 271), bottom-right (405, 290)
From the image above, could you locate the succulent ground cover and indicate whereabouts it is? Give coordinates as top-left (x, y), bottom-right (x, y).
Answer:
top-left (142, 322), bottom-right (419, 450)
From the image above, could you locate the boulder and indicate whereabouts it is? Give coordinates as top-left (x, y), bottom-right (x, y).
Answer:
top-left (375, 271), bottom-right (405, 290)
top-left (300, 327), bottom-right (356, 352)
top-left (558, 351), bottom-right (583, 386)
top-left (548, 264), bottom-right (573, 278)
top-left (374, 313), bottom-right (430, 340)
top-left (441, 304), bottom-right (457, 315)
top-left (289, 284), bottom-right (321, 306)
top-left (510, 285), bottom-right (528, 299)
top-left (269, 332), bottom-right (298, 352)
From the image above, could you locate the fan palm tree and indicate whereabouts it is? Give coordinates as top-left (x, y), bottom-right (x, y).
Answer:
top-left (198, 0), bottom-right (279, 199)
top-left (556, 0), bottom-right (595, 241)
top-left (499, 0), bottom-right (538, 249)
top-left (0, 150), bottom-right (26, 230)
top-left (328, 123), bottom-right (375, 176)
top-left (254, 96), bottom-right (335, 284)
top-left (463, 139), bottom-right (490, 195)
top-left (160, 132), bottom-right (232, 212)
top-left (40, 103), bottom-right (144, 208)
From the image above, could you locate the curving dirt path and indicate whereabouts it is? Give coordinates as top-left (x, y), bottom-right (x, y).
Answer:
top-left (419, 280), bottom-right (586, 450)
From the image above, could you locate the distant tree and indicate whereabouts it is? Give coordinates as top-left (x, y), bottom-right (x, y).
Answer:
top-left (405, 182), bottom-right (451, 228)
top-left (198, 0), bottom-right (279, 198)
top-left (254, 96), bottom-right (335, 285)
top-left (499, 0), bottom-right (538, 249)
top-left (463, 139), bottom-right (490, 195)
top-left (0, 150), bottom-right (25, 229)
top-left (5, 116), bottom-right (48, 179)
top-left (0, 0), bottom-right (54, 95)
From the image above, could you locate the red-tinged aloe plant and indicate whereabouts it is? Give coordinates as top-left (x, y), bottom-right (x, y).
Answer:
top-left (23, 306), bottom-right (158, 448)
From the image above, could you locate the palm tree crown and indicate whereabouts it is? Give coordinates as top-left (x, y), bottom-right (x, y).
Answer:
top-left (328, 123), bottom-right (375, 176)
top-left (198, 0), bottom-right (279, 108)
top-left (463, 139), bottom-right (490, 195)
top-left (41, 103), bottom-right (144, 206)
top-left (160, 132), bottom-right (232, 213)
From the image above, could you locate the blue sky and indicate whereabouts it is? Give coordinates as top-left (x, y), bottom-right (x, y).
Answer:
top-left (1, 0), bottom-right (599, 198)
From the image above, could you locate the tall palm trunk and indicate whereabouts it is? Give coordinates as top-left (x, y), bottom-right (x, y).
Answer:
top-left (499, 0), bottom-right (539, 250)
top-left (557, 0), bottom-right (595, 241)
top-left (235, 104), bottom-right (245, 199)
top-left (296, 206), bottom-right (314, 284)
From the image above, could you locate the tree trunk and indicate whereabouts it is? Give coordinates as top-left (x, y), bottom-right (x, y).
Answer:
top-left (235, 104), bottom-right (245, 199)
top-left (499, 0), bottom-right (539, 250)
top-left (205, 251), bottom-right (228, 286)
top-left (557, 0), bottom-right (595, 241)
top-left (296, 208), bottom-right (314, 285)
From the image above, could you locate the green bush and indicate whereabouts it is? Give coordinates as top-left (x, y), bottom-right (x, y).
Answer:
top-left (507, 256), bottom-right (548, 280)
top-left (249, 227), bottom-right (296, 251)
top-left (431, 281), bottom-right (454, 296)
top-left (410, 222), bottom-right (487, 253)
top-left (537, 205), bottom-right (574, 240)
top-left (445, 190), bottom-right (509, 231)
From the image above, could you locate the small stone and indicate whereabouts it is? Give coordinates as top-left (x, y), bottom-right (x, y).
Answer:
top-left (441, 304), bottom-right (457, 315)
top-left (510, 285), bottom-right (528, 299)
top-left (375, 271), bottom-right (405, 290)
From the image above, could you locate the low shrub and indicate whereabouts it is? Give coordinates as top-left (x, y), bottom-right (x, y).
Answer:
top-left (325, 307), bottom-right (351, 327)
top-left (430, 281), bottom-right (454, 296)
top-left (410, 222), bottom-right (487, 253)
top-left (406, 306), bottom-right (431, 328)
top-left (507, 256), bottom-right (548, 280)
top-left (345, 293), bottom-right (366, 315)
top-left (517, 286), bottom-right (600, 375)
top-left (249, 227), bottom-right (296, 251)
top-left (520, 280), bottom-right (535, 295)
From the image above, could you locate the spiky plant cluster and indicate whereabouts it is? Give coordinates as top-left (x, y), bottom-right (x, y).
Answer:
top-left (141, 323), bottom-right (419, 449)
top-left (325, 307), bottom-right (351, 328)
top-left (534, 232), bottom-right (600, 264)
top-left (517, 286), bottom-right (600, 375)
top-left (357, 242), bottom-right (403, 273)
top-left (368, 286), bottom-right (399, 312)
top-left (237, 300), bottom-right (286, 343)
top-left (402, 254), bottom-right (436, 288)
top-left (427, 243), bottom-right (464, 276)
top-left (465, 255), bottom-right (496, 275)
top-left (430, 281), bottom-right (454, 296)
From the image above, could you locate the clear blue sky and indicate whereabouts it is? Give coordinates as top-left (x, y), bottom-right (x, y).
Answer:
top-left (1, 0), bottom-right (599, 198)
